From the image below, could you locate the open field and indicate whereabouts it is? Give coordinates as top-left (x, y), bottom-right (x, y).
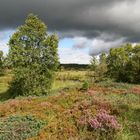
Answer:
top-left (0, 70), bottom-right (140, 140)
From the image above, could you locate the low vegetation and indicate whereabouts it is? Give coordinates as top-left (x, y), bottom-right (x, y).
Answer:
top-left (0, 115), bottom-right (45, 140)
top-left (0, 70), bottom-right (139, 140)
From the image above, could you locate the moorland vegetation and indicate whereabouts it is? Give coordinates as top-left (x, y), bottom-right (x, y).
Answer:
top-left (0, 14), bottom-right (139, 140)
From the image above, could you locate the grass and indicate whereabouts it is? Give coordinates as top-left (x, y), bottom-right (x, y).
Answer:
top-left (96, 80), bottom-right (139, 90)
top-left (52, 80), bottom-right (81, 91)
top-left (56, 70), bottom-right (87, 82)
top-left (0, 70), bottom-right (85, 95)
top-left (0, 70), bottom-right (139, 139)
top-left (0, 74), bottom-right (12, 94)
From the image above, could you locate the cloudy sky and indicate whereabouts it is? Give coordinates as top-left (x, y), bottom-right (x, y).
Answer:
top-left (0, 0), bottom-right (139, 64)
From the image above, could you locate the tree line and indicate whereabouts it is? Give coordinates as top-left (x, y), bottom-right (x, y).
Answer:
top-left (90, 44), bottom-right (140, 83)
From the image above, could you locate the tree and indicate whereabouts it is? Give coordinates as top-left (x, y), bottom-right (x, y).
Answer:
top-left (94, 53), bottom-right (107, 82)
top-left (8, 14), bottom-right (59, 97)
top-left (99, 53), bottom-right (107, 64)
top-left (89, 56), bottom-right (98, 71)
top-left (130, 45), bottom-right (140, 83)
top-left (88, 53), bottom-right (108, 82)
top-left (0, 51), bottom-right (4, 75)
top-left (107, 43), bottom-right (140, 83)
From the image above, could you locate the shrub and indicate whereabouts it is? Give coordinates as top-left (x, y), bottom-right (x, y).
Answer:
top-left (81, 81), bottom-right (89, 91)
top-left (89, 109), bottom-right (120, 130)
top-left (88, 109), bottom-right (121, 139)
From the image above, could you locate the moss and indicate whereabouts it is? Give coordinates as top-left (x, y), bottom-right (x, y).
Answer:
top-left (0, 115), bottom-right (46, 140)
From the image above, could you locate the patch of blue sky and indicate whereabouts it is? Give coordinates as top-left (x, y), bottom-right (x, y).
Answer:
top-left (0, 31), bottom-right (90, 64)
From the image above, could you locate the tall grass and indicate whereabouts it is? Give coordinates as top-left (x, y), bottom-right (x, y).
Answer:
top-left (56, 70), bottom-right (87, 82)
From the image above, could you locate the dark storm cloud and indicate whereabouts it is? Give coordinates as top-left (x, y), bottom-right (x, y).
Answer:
top-left (0, 0), bottom-right (140, 56)
top-left (0, 0), bottom-right (139, 39)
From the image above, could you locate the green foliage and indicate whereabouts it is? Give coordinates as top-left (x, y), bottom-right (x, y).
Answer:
top-left (96, 80), bottom-right (136, 90)
top-left (94, 62), bottom-right (108, 82)
top-left (60, 64), bottom-right (89, 71)
top-left (0, 51), bottom-right (3, 67)
top-left (81, 80), bottom-right (89, 90)
top-left (0, 73), bottom-right (140, 139)
top-left (89, 53), bottom-right (108, 82)
top-left (56, 70), bottom-right (86, 82)
top-left (107, 44), bottom-right (140, 83)
top-left (0, 51), bottom-right (4, 75)
top-left (0, 115), bottom-right (45, 140)
top-left (89, 56), bottom-right (98, 71)
top-left (8, 14), bottom-right (59, 97)
top-left (89, 44), bottom-right (140, 84)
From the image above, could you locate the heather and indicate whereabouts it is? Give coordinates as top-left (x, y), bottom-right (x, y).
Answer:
top-left (0, 70), bottom-right (139, 139)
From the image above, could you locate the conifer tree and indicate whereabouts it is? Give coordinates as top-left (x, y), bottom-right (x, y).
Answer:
top-left (8, 14), bottom-right (59, 96)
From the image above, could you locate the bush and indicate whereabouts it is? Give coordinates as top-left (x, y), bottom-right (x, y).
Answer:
top-left (81, 81), bottom-right (89, 91)
top-left (77, 108), bottom-right (121, 139)
top-left (88, 109), bottom-right (121, 130)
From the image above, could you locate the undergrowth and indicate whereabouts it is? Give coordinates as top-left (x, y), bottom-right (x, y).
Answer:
top-left (0, 71), bottom-right (139, 140)
top-left (0, 115), bottom-right (46, 140)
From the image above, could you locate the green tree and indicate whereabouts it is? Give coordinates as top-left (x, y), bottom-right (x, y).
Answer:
top-left (107, 43), bottom-right (140, 83)
top-left (130, 45), bottom-right (140, 83)
top-left (8, 14), bottom-right (59, 97)
top-left (89, 56), bottom-right (98, 71)
top-left (94, 53), bottom-right (107, 82)
top-left (88, 53), bottom-right (108, 82)
top-left (0, 51), bottom-right (4, 75)
top-left (99, 53), bottom-right (107, 64)
top-left (0, 51), bottom-right (3, 67)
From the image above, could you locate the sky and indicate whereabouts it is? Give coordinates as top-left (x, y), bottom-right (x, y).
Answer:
top-left (0, 0), bottom-right (140, 64)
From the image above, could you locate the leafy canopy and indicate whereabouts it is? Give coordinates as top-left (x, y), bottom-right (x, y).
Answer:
top-left (107, 44), bottom-right (140, 83)
top-left (0, 50), bottom-right (4, 75)
top-left (8, 14), bottom-right (59, 96)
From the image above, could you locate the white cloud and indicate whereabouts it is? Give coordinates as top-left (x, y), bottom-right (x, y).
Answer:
top-left (73, 37), bottom-right (88, 49)
top-left (72, 36), bottom-right (126, 56)
top-left (0, 42), bottom-right (9, 55)
top-left (0, 30), bottom-right (13, 55)
top-left (89, 38), bottom-right (125, 55)
top-left (58, 47), bottom-right (91, 64)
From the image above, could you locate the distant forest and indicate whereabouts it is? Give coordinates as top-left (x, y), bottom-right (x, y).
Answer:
top-left (60, 64), bottom-right (89, 70)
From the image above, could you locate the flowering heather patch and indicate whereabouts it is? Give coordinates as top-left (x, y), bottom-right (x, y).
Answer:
top-left (0, 77), bottom-right (139, 139)
top-left (88, 109), bottom-right (121, 131)
top-left (40, 101), bottom-right (52, 108)
top-left (131, 87), bottom-right (140, 94)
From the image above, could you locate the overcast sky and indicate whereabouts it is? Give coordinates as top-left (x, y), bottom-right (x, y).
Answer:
top-left (0, 0), bottom-right (140, 64)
